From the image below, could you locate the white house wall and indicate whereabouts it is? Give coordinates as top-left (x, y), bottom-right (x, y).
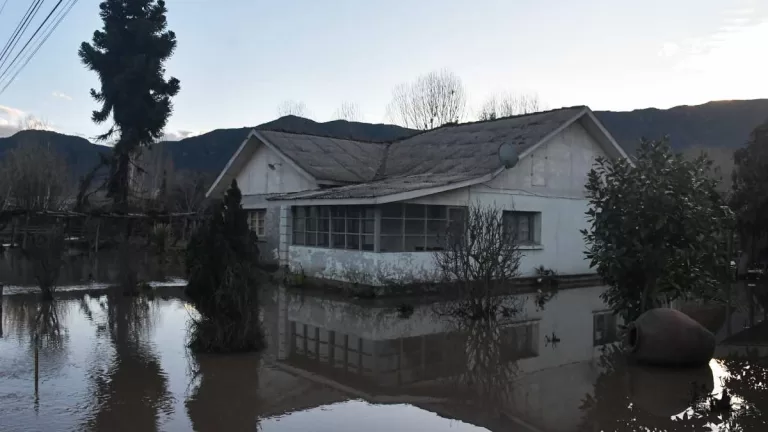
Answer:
top-left (287, 119), bottom-right (609, 281)
top-left (236, 144), bottom-right (317, 196)
top-left (485, 119), bottom-right (605, 199)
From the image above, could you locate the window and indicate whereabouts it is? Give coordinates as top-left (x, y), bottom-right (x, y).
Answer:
top-left (500, 322), bottom-right (539, 361)
top-left (293, 205), bottom-right (374, 250)
top-left (248, 210), bottom-right (266, 237)
top-left (379, 204), bottom-right (465, 252)
top-left (503, 211), bottom-right (540, 245)
top-left (593, 312), bottom-right (619, 346)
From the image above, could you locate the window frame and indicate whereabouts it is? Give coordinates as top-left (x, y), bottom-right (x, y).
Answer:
top-left (293, 205), bottom-right (374, 251)
top-left (503, 210), bottom-right (540, 245)
top-left (249, 209), bottom-right (266, 237)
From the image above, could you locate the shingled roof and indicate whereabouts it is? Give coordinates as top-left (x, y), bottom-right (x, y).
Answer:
top-left (208, 106), bottom-right (628, 202)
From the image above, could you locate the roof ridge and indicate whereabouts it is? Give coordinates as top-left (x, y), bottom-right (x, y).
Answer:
top-left (387, 105), bottom-right (589, 144)
top-left (256, 127), bottom-right (399, 144)
top-left (255, 106), bottom-right (588, 145)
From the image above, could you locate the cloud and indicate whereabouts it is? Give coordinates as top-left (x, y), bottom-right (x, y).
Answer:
top-left (51, 91), bottom-right (72, 101)
top-left (161, 129), bottom-right (204, 141)
top-left (0, 105), bottom-right (56, 137)
top-left (658, 42), bottom-right (680, 57)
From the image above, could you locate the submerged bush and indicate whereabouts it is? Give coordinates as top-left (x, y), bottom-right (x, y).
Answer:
top-left (185, 180), bottom-right (263, 353)
top-left (21, 225), bottom-right (66, 301)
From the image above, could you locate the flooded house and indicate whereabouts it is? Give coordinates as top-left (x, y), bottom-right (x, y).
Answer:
top-left (207, 106), bottom-right (630, 284)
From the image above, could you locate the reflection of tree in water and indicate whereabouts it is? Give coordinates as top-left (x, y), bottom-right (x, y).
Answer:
top-left (435, 295), bottom-right (527, 419)
top-left (579, 346), bottom-right (768, 431)
top-left (82, 292), bottom-right (172, 432)
top-left (2, 295), bottom-right (68, 351)
top-left (185, 354), bottom-right (262, 432)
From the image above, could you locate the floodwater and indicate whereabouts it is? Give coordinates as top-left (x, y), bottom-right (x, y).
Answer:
top-left (2, 271), bottom-right (768, 431)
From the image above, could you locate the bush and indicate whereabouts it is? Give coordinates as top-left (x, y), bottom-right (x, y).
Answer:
top-left (185, 180), bottom-right (264, 353)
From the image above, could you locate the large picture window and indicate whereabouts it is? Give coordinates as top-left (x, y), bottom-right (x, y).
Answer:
top-left (380, 204), bottom-right (465, 252)
top-left (293, 206), bottom-right (374, 251)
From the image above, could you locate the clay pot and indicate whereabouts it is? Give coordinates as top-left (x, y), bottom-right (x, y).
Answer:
top-left (626, 308), bottom-right (716, 367)
top-left (679, 302), bottom-right (728, 334)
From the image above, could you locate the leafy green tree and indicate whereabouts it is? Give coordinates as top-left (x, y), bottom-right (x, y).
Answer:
top-left (731, 119), bottom-right (768, 265)
top-left (79, 0), bottom-right (181, 209)
top-left (582, 138), bottom-right (734, 321)
top-left (185, 180), bottom-right (263, 353)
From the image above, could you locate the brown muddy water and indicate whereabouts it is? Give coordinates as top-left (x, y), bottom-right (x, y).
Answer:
top-left (1, 259), bottom-right (768, 431)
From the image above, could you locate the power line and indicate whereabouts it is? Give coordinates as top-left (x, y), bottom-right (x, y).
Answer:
top-left (0, 0), bottom-right (10, 19)
top-left (0, 0), bottom-right (45, 72)
top-left (0, 0), bottom-right (78, 96)
top-left (0, 0), bottom-right (64, 83)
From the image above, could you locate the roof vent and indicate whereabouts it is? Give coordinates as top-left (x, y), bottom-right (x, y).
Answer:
top-left (498, 143), bottom-right (519, 169)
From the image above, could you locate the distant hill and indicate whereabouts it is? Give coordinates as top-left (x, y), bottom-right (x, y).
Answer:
top-left (595, 99), bottom-right (768, 152)
top-left (1, 100), bottom-right (767, 181)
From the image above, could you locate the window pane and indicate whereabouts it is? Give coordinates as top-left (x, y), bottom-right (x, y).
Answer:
top-left (405, 236), bottom-right (425, 251)
top-left (346, 234), bottom-right (360, 250)
top-left (332, 234), bottom-right (345, 249)
top-left (380, 236), bottom-right (403, 252)
top-left (426, 219), bottom-right (446, 235)
top-left (319, 218), bottom-right (330, 232)
top-left (362, 235), bottom-right (374, 251)
top-left (347, 206), bottom-right (362, 218)
top-left (308, 207), bottom-right (318, 218)
top-left (405, 220), bottom-right (425, 235)
top-left (307, 216), bottom-right (317, 232)
top-left (519, 216), bottom-right (530, 242)
top-left (347, 218), bottom-right (360, 234)
top-left (449, 207), bottom-right (466, 222)
top-left (362, 219), bottom-right (375, 234)
top-left (332, 206), bottom-right (345, 218)
top-left (317, 232), bottom-right (329, 247)
top-left (295, 207), bottom-right (306, 218)
top-left (381, 203), bottom-right (402, 218)
top-left (332, 219), bottom-right (345, 233)
top-left (319, 207), bottom-right (330, 217)
top-left (306, 232), bottom-right (317, 247)
top-left (363, 207), bottom-right (375, 219)
top-left (294, 217), bottom-right (305, 233)
top-left (404, 204), bottom-right (425, 218)
top-left (381, 218), bottom-right (402, 235)
top-left (426, 235), bottom-right (442, 251)
top-left (427, 205), bottom-right (447, 219)
top-left (294, 231), bottom-right (305, 245)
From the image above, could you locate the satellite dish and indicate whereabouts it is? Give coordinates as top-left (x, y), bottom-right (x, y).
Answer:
top-left (498, 143), bottom-right (519, 169)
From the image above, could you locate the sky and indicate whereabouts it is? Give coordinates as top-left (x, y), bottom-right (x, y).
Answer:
top-left (0, 0), bottom-right (766, 141)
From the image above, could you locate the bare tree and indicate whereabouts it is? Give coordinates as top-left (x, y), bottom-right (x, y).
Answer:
top-left (0, 142), bottom-right (73, 211)
top-left (434, 203), bottom-right (523, 320)
top-left (386, 69), bottom-right (467, 130)
top-left (171, 170), bottom-right (212, 213)
top-left (333, 101), bottom-right (361, 121)
top-left (478, 92), bottom-right (545, 121)
top-left (277, 100), bottom-right (310, 118)
top-left (16, 114), bottom-right (52, 131)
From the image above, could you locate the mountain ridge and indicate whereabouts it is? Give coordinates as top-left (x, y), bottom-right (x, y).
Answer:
top-left (1, 99), bottom-right (766, 179)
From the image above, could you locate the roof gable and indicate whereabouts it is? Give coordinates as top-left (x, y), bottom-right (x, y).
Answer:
top-left (208, 106), bottom-right (628, 200)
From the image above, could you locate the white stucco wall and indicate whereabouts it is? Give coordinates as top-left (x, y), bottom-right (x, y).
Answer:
top-left (235, 144), bottom-right (316, 196)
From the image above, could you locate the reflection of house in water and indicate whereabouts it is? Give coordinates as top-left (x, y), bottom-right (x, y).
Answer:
top-left (266, 284), bottom-right (621, 432)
